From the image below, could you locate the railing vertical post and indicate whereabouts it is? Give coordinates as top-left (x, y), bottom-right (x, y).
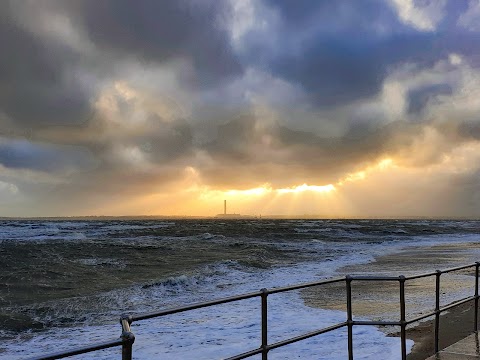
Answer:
top-left (399, 276), bottom-right (406, 360)
top-left (475, 262), bottom-right (479, 332)
top-left (120, 315), bottom-right (135, 360)
top-left (434, 270), bottom-right (441, 353)
top-left (261, 288), bottom-right (269, 360)
top-left (346, 275), bottom-right (353, 360)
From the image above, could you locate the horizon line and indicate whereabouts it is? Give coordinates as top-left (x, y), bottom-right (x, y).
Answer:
top-left (1, 215), bottom-right (479, 220)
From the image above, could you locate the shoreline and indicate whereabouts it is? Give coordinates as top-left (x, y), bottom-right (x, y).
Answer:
top-left (302, 242), bottom-right (480, 359)
top-left (303, 285), bottom-right (478, 359)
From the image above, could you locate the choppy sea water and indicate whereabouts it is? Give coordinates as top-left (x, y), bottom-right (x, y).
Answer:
top-left (1, 219), bottom-right (480, 359)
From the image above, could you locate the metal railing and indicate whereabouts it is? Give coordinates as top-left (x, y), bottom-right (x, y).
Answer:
top-left (27, 262), bottom-right (480, 360)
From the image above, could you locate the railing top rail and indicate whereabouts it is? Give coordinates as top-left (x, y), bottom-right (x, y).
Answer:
top-left (404, 272), bottom-right (437, 280)
top-left (223, 347), bottom-right (264, 360)
top-left (349, 275), bottom-right (400, 281)
top-left (441, 262), bottom-right (477, 274)
top-left (133, 290), bottom-right (263, 322)
top-left (405, 262), bottom-right (477, 280)
top-left (440, 295), bottom-right (475, 311)
top-left (266, 321), bottom-right (348, 352)
top-left (267, 276), bottom-right (345, 294)
top-left (26, 338), bottom-right (124, 360)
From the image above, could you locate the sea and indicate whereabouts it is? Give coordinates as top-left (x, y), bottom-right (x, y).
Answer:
top-left (1, 219), bottom-right (480, 359)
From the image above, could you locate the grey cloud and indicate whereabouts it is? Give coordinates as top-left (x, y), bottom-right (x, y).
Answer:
top-left (443, 169), bottom-right (480, 216)
top-left (198, 114), bottom-right (404, 187)
top-left (0, 138), bottom-right (97, 173)
top-left (457, 121), bottom-right (480, 140)
top-left (268, 33), bottom-right (458, 108)
top-left (79, 0), bottom-right (242, 87)
top-left (139, 117), bottom-right (194, 163)
top-left (240, 0), bottom-right (402, 107)
top-left (0, 2), bottom-right (94, 128)
top-left (239, 0), bottom-right (480, 109)
top-left (98, 116), bottom-right (194, 167)
top-left (196, 106), bottom-right (480, 190)
top-left (407, 83), bottom-right (453, 115)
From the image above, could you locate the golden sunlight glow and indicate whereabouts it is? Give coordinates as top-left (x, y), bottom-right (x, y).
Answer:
top-left (197, 182), bottom-right (336, 200)
top-left (276, 183), bottom-right (336, 194)
top-left (340, 171), bottom-right (366, 184)
top-left (99, 145), bottom-right (480, 217)
top-left (186, 180), bottom-right (338, 215)
top-left (377, 158), bottom-right (393, 169)
top-left (217, 183), bottom-right (336, 198)
top-left (133, 159), bottom-right (400, 216)
top-left (338, 158), bottom-right (394, 186)
top-left (225, 185), bottom-right (273, 196)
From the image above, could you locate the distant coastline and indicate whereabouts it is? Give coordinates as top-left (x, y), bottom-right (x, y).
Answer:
top-left (215, 213), bottom-right (257, 219)
top-left (1, 215), bottom-right (479, 220)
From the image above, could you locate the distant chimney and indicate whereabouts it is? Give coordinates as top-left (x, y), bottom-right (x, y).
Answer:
top-left (224, 200), bottom-right (227, 215)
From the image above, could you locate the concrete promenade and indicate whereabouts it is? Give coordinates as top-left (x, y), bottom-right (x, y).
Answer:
top-left (425, 332), bottom-right (480, 359)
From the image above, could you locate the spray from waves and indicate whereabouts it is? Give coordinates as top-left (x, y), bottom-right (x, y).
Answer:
top-left (1, 261), bottom-right (247, 335)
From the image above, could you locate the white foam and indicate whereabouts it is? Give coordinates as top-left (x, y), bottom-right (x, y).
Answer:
top-left (100, 223), bottom-right (174, 231)
top-left (75, 258), bottom-right (126, 268)
top-left (2, 255), bottom-right (413, 359)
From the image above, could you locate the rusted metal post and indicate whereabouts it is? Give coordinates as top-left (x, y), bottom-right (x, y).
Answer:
top-left (120, 315), bottom-right (135, 360)
top-left (399, 276), bottom-right (406, 360)
top-left (475, 263), bottom-right (479, 332)
top-left (346, 275), bottom-right (353, 360)
top-left (434, 270), bottom-right (441, 353)
top-left (261, 288), bottom-right (269, 360)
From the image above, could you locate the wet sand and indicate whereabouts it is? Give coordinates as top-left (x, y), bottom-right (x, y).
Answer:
top-left (302, 242), bottom-right (480, 359)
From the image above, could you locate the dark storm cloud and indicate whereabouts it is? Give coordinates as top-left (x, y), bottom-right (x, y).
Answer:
top-left (457, 121), bottom-right (480, 140)
top-left (407, 83), bottom-right (453, 114)
top-left (0, 138), bottom-right (96, 172)
top-left (138, 117), bottom-right (194, 163)
top-left (79, 0), bottom-right (242, 87)
top-left (240, 0), bottom-right (399, 106)
top-left (98, 115), bottom-right (195, 167)
top-left (239, 0), bottom-right (478, 108)
top-left (0, 2), bottom-right (93, 128)
top-left (0, 0), bottom-right (242, 131)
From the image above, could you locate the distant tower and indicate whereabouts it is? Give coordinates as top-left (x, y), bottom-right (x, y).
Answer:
top-left (224, 200), bottom-right (227, 215)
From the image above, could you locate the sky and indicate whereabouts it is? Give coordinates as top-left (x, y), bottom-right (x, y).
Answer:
top-left (1, 0), bottom-right (480, 218)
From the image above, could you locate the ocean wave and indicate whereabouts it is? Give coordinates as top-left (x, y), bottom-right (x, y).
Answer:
top-left (74, 258), bottom-right (126, 268)
top-left (1, 257), bottom-right (413, 359)
top-left (197, 232), bottom-right (225, 240)
top-left (101, 222), bottom-right (174, 231)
